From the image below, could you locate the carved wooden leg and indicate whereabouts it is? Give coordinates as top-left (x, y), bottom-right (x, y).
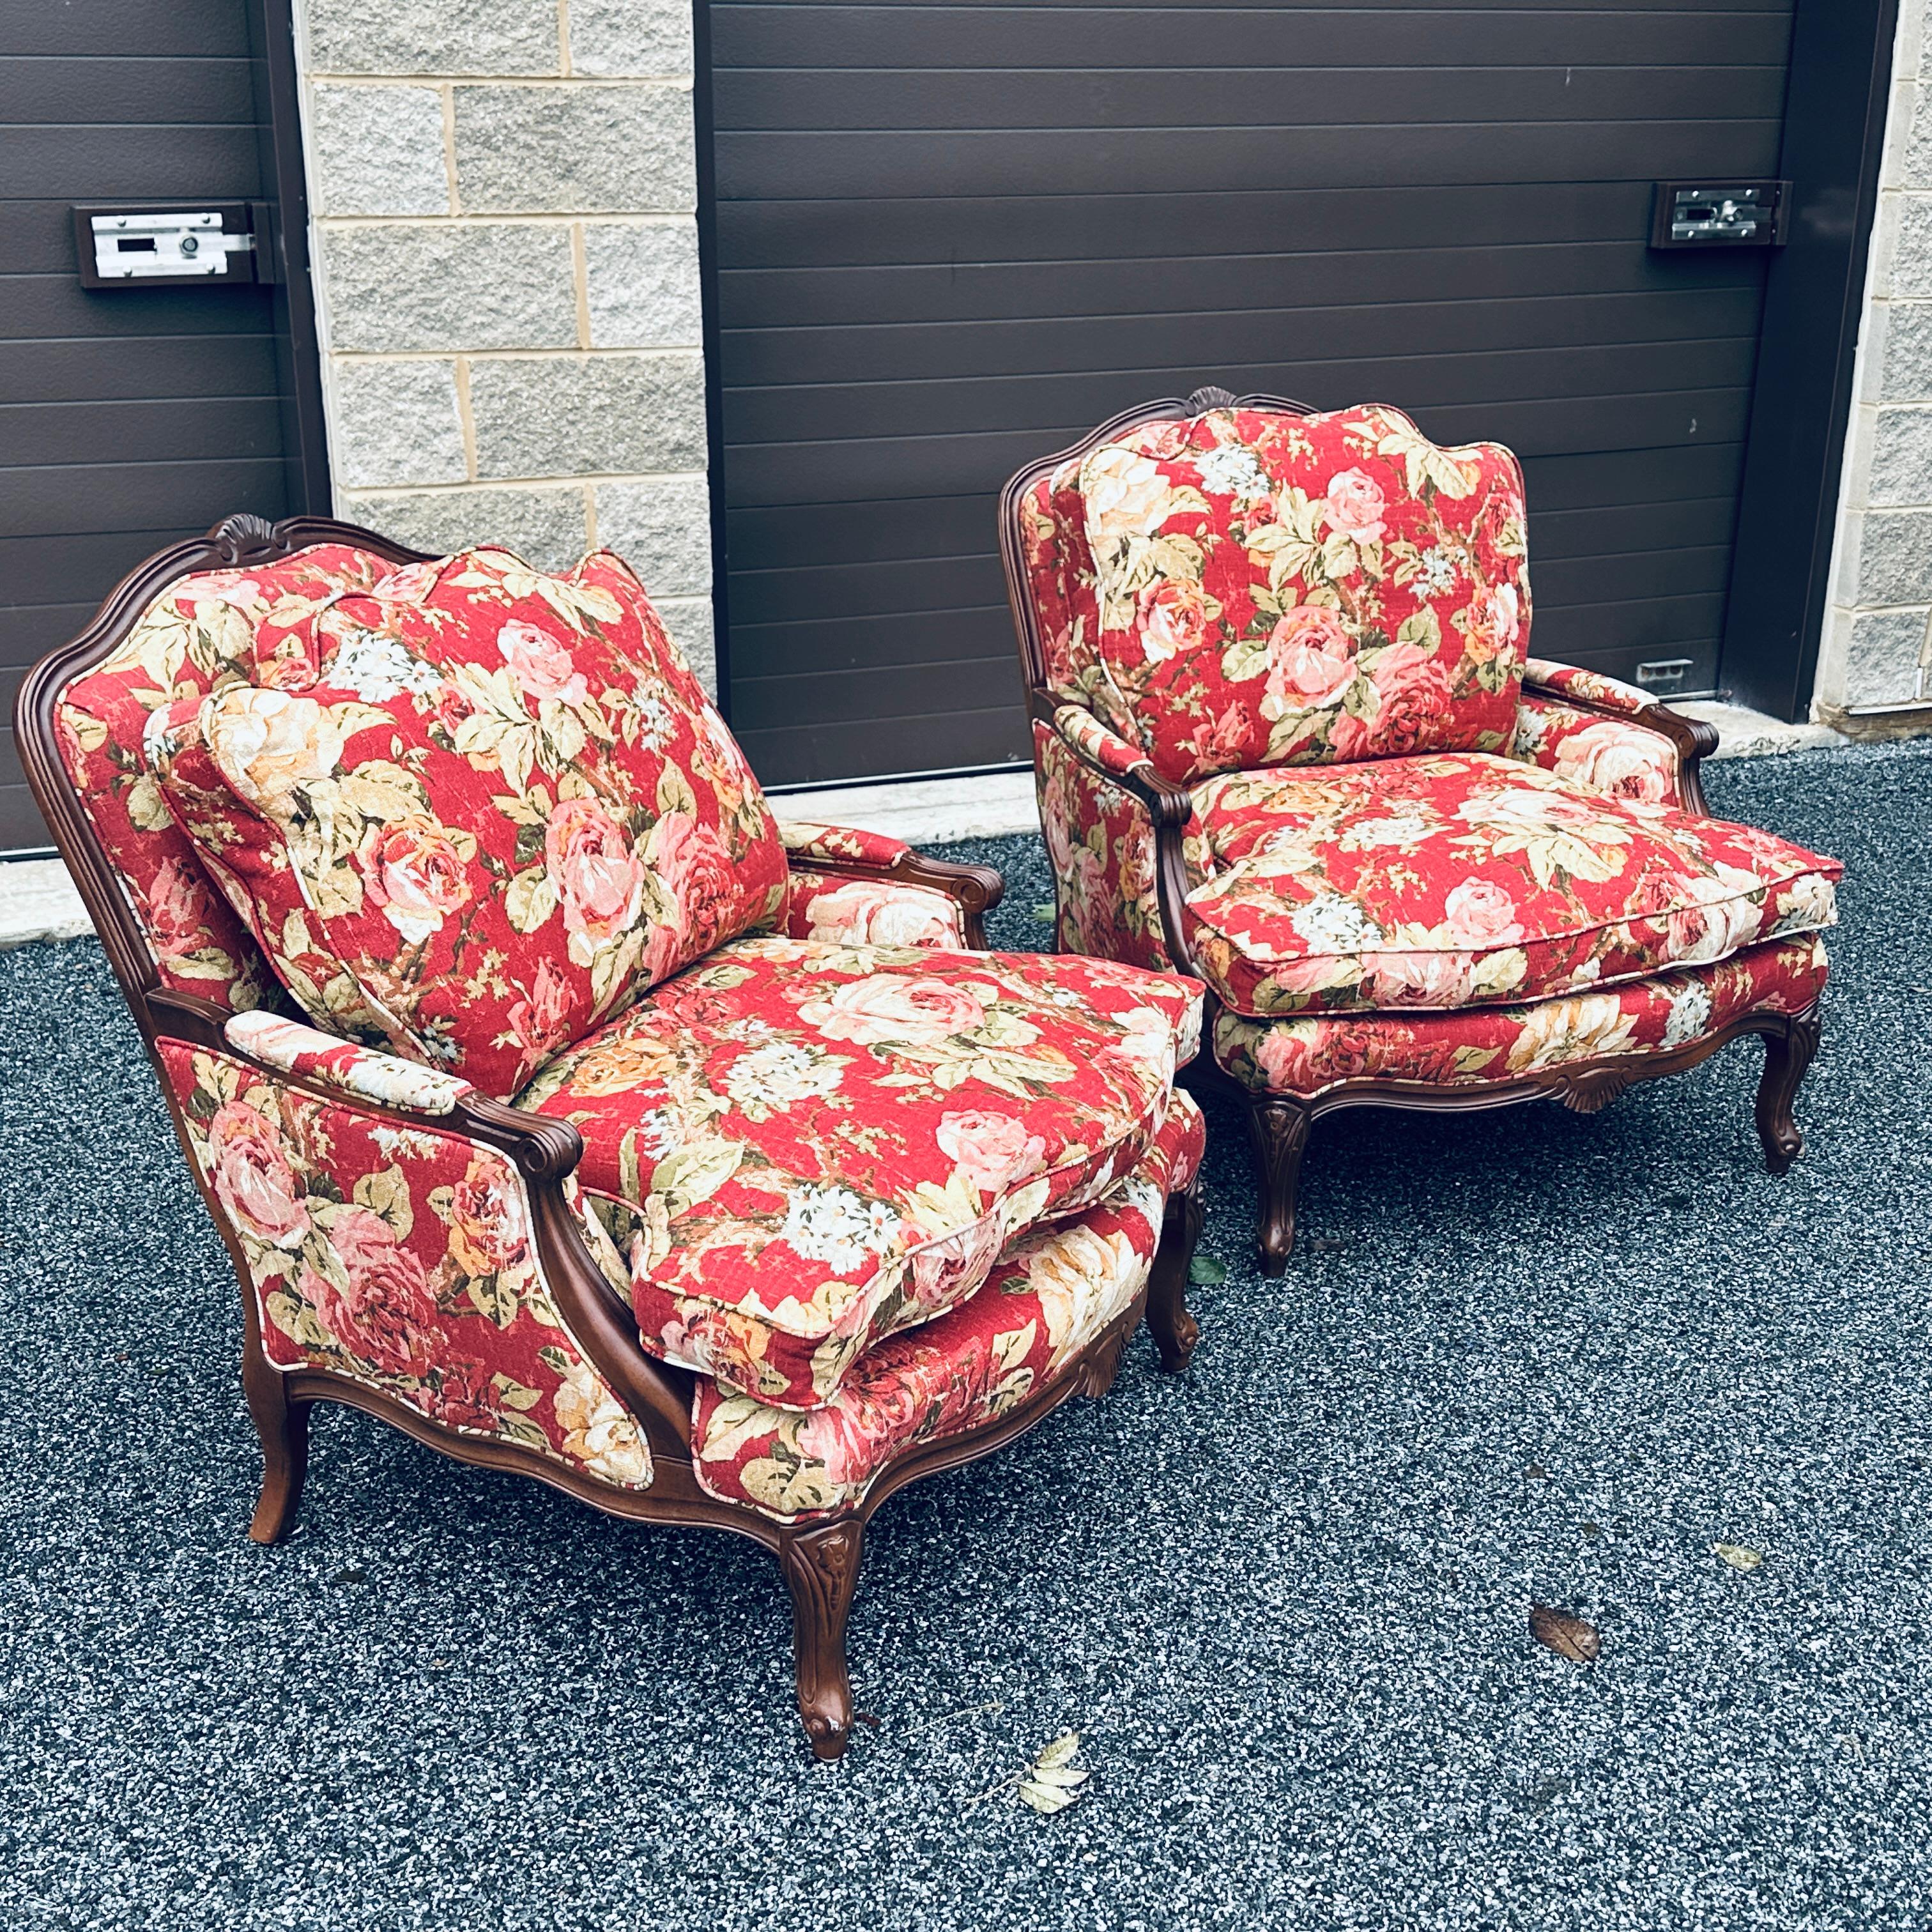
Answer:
top-left (778, 1519), bottom-right (865, 1761)
top-left (1248, 1098), bottom-right (1311, 1277)
top-left (1146, 1184), bottom-right (1202, 1372)
top-left (242, 1353), bottom-right (309, 1545)
top-left (1756, 1005), bottom-right (1822, 1176)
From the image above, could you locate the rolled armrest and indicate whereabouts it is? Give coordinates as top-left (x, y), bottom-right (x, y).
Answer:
top-left (776, 818), bottom-right (1003, 949)
top-left (1522, 657), bottom-right (1656, 719)
top-left (224, 1009), bottom-right (472, 1116)
top-left (1519, 659), bottom-right (1717, 815)
top-left (1051, 703), bottom-right (1157, 780)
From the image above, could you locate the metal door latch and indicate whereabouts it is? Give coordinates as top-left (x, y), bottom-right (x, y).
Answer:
top-left (72, 204), bottom-right (270, 288)
top-left (1650, 181), bottom-right (1789, 250)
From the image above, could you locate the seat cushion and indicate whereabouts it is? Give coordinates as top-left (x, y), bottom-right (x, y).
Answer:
top-left (1213, 934), bottom-right (1829, 1098)
top-left (145, 546), bottom-right (788, 1096)
top-left (1183, 752), bottom-right (1839, 1017)
top-left (515, 935), bottom-right (1203, 1410)
top-left (1072, 402), bottom-right (1530, 786)
top-left (690, 1090), bottom-right (1206, 1522)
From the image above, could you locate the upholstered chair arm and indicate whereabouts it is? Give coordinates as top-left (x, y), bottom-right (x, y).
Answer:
top-left (1519, 658), bottom-right (1716, 813)
top-left (222, 1009), bottom-right (475, 1114)
top-left (146, 988), bottom-right (696, 1464)
top-left (776, 820), bottom-right (1004, 949)
top-left (1036, 701), bottom-right (1206, 980)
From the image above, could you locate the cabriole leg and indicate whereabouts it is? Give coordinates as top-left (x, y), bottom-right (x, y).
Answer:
top-left (243, 1352), bottom-right (309, 1545)
top-left (1756, 1006), bottom-right (1822, 1176)
top-left (1248, 1098), bottom-right (1312, 1277)
top-left (778, 1519), bottom-right (865, 1761)
top-left (1146, 1183), bottom-right (1202, 1372)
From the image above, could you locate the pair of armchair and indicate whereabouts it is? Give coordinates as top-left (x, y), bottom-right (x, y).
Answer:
top-left (18, 514), bottom-right (1207, 1760)
top-left (1006, 389), bottom-right (1840, 1268)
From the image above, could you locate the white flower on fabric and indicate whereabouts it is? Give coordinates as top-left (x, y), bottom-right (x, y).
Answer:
top-left (723, 1039), bottom-right (847, 1112)
top-left (1289, 894), bottom-right (1385, 955)
top-left (631, 686), bottom-right (675, 751)
top-left (1660, 980), bottom-right (1715, 1050)
top-left (1195, 442), bottom-right (1271, 503)
top-left (779, 1184), bottom-right (900, 1272)
top-left (1340, 813), bottom-right (1433, 850)
top-left (628, 1107), bottom-right (684, 1161)
top-left (1416, 550), bottom-right (1461, 596)
top-left (327, 625), bottom-right (442, 702)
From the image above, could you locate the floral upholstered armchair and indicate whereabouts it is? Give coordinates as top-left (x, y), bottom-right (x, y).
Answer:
top-left (17, 514), bottom-right (1208, 1759)
top-left (1002, 388), bottom-right (1841, 1271)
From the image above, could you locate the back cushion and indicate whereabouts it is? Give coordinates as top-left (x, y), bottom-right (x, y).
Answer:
top-left (54, 544), bottom-right (390, 1011)
top-left (1073, 403), bottom-right (1531, 785)
top-left (148, 546), bottom-right (788, 1097)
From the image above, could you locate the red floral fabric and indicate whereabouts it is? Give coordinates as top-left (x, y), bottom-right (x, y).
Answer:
top-left (1213, 935), bottom-right (1827, 1099)
top-left (225, 1009), bottom-right (474, 1114)
top-left (1034, 719), bottom-right (1173, 972)
top-left (1523, 657), bottom-right (1653, 719)
top-left (777, 820), bottom-right (914, 870)
top-left (146, 547), bottom-right (788, 1098)
top-left (1052, 703), bottom-right (1156, 780)
top-left (782, 869), bottom-right (965, 949)
top-left (53, 544), bottom-right (390, 1010)
top-left (158, 1041), bottom-right (652, 1489)
top-left (516, 934), bottom-right (1202, 1410)
top-left (690, 1090), bottom-right (1204, 1521)
top-left (1180, 753), bottom-right (1838, 1018)
top-left (1512, 694), bottom-right (1685, 808)
top-left (1062, 403), bottom-right (1531, 786)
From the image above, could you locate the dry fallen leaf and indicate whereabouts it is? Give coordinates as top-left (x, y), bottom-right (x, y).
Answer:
top-left (1712, 1542), bottom-right (1763, 1572)
top-left (1529, 1602), bottom-right (1601, 1664)
top-left (1017, 1731), bottom-right (1090, 1815)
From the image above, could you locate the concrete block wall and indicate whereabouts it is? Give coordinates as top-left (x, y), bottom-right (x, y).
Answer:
top-left (1821, 0), bottom-right (1932, 723)
top-left (294, 0), bottom-right (716, 691)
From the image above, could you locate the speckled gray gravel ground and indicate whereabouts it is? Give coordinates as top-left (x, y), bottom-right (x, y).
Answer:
top-left (2, 742), bottom-right (1929, 1932)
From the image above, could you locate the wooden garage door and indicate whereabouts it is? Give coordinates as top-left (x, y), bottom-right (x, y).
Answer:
top-left (0, 0), bottom-right (323, 852)
top-left (708, 0), bottom-right (1796, 788)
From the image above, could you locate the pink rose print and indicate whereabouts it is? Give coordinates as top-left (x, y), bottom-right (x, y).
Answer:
top-left (1135, 578), bottom-right (1213, 663)
top-left (1443, 878), bottom-right (1522, 947)
top-left (144, 857), bottom-right (215, 964)
top-left (935, 1110), bottom-right (1048, 1197)
top-left (907, 1211), bottom-right (1008, 1312)
top-left (648, 811), bottom-right (736, 951)
top-left (544, 797), bottom-right (646, 947)
top-left (447, 1154), bottom-right (531, 1280)
top-left (506, 957), bottom-right (574, 1059)
top-left (428, 1354), bottom-right (502, 1432)
top-left (205, 1100), bottom-right (310, 1250)
top-left (1322, 468), bottom-right (1387, 543)
top-left (307, 1206), bottom-right (440, 1377)
top-left (358, 815), bottom-right (475, 944)
top-left (803, 974), bottom-right (990, 1046)
top-left (1266, 606), bottom-right (1359, 707)
top-left (1465, 583), bottom-right (1521, 664)
top-left (497, 620), bottom-right (590, 708)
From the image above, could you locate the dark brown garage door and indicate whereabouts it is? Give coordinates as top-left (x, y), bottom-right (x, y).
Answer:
top-left (707, 0), bottom-right (1798, 788)
top-left (1, 0), bottom-right (325, 852)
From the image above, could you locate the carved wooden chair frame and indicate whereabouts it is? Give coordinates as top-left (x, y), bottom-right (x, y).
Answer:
top-left (15, 512), bottom-right (1204, 1759)
top-left (1000, 388), bottom-right (1822, 1273)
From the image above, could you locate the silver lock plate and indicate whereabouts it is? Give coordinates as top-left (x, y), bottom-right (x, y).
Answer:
top-left (1650, 180), bottom-right (1789, 250)
top-left (89, 211), bottom-right (252, 280)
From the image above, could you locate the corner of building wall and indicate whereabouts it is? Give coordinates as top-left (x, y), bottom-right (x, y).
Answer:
top-left (1816, 0), bottom-right (1932, 724)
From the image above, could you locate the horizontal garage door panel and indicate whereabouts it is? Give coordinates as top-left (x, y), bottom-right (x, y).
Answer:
top-left (721, 287), bottom-right (1767, 387)
top-left (717, 123), bottom-right (1782, 201)
top-left (716, 6), bottom-right (1792, 70)
top-left (724, 338), bottom-right (1759, 444)
top-left (712, 0), bottom-right (1794, 785)
top-left (719, 243), bottom-right (1761, 333)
